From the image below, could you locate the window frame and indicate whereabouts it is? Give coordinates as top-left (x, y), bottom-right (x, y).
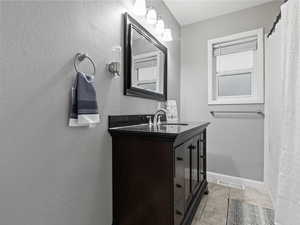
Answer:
top-left (208, 28), bottom-right (264, 105)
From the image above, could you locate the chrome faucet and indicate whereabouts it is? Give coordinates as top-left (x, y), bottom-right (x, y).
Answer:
top-left (153, 108), bottom-right (168, 126)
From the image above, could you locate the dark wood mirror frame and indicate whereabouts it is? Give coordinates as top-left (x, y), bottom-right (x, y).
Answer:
top-left (124, 13), bottom-right (168, 101)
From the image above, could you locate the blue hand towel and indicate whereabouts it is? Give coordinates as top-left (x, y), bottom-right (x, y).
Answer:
top-left (69, 72), bottom-right (100, 127)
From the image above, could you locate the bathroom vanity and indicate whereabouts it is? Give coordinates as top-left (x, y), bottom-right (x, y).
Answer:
top-left (109, 115), bottom-right (209, 225)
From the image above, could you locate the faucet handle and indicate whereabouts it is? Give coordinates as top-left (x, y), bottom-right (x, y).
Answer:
top-left (157, 114), bottom-right (163, 125)
top-left (146, 116), bottom-right (153, 126)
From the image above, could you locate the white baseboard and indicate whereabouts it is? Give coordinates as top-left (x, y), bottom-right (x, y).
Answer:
top-left (207, 171), bottom-right (268, 193)
top-left (265, 183), bottom-right (276, 207)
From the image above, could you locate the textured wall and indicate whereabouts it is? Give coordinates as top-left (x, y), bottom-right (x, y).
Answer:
top-left (0, 1), bottom-right (180, 225)
top-left (180, 2), bottom-right (281, 181)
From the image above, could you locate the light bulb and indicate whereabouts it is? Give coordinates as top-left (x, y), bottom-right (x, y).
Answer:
top-left (163, 28), bottom-right (173, 42)
top-left (146, 8), bottom-right (157, 25)
top-left (155, 18), bottom-right (165, 35)
top-left (133, 0), bottom-right (146, 16)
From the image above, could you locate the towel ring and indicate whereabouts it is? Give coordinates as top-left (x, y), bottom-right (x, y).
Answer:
top-left (74, 53), bottom-right (96, 76)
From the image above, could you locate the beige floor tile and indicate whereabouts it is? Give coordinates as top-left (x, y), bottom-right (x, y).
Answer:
top-left (193, 195), bottom-right (208, 221)
top-left (198, 197), bottom-right (228, 225)
top-left (207, 183), bottom-right (230, 200)
top-left (229, 186), bottom-right (273, 209)
top-left (195, 184), bottom-right (229, 225)
top-left (191, 217), bottom-right (201, 225)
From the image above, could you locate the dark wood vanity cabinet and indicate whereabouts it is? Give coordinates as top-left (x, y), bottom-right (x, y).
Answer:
top-left (109, 121), bottom-right (209, 225)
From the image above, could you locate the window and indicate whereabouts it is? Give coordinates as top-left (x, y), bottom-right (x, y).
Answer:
top-left (208, 29), bottom-right (264, 104)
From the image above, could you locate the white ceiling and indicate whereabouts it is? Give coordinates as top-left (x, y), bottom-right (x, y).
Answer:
top-left (163, 0), bottom-right (278, 26)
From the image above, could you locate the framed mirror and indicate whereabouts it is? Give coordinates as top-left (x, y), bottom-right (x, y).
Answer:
top-left (124, 13), bottom-right (168, 101)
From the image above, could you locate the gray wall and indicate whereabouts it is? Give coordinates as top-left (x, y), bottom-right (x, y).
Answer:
top-left (0, 1), bottom-right (180, 225)
top-left (180, 2), bottom-right (281, 181)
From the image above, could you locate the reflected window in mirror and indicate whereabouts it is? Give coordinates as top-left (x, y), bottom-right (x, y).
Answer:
top-left (131, 27), bottom-right (164, 93)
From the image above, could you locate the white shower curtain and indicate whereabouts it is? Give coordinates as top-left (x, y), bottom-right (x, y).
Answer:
top-left (275, 0), bottom-right (300, 225)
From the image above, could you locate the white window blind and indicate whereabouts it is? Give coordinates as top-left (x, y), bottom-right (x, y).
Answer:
top-left (134, 56), bottom-right (157, 69)
top-left (213, 38), bottom-right (257, 56)
top-left (216, 51), bottom-right (254, 73)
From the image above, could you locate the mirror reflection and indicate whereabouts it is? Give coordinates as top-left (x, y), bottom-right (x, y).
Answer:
top-left (131, 27), bottom-right (165, 94)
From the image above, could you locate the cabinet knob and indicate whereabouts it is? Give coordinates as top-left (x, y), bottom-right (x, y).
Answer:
top-left (175, 210), bottom-right (183, 216)
top-left (176, 157), bottom-right (183, 161)
top-left (176, 183), bottom-right (183, 188)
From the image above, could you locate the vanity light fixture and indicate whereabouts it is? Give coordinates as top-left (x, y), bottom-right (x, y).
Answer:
top-left (146, 7), bottom-right (157, 25)
top-left (133, 0), bottom-right (146, 16)
top-left (163, 28), bottom-right (173, 42)
top-left (155, 18), bottom-right (165, 35)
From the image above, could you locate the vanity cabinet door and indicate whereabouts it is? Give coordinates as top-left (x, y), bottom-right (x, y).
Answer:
top-left (191, 131), bottom-right (206, 195)
top-left (184, 139), bottom-right (193, 207)
top-left (200, 130), bottom-right (207, 182)
top-left (198, 133), bottom-right (204, 188)
top-left (190, 138), bottom-right (199, 194)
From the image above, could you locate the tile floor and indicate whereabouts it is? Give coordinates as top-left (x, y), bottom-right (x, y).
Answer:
top-left (191, 183), bottom-right (273, 225)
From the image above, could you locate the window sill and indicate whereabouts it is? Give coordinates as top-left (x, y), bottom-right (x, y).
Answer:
top-left (208, 98), bottom-right (264, 105)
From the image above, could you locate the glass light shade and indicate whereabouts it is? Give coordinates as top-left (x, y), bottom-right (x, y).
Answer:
top-left (155, 19), bottom-right (165, 35)
top-left (163, 28), bottom-right (173, 42)
top-left (133, 0), bottom-right (146, 16)
top-left (146, 8), bottom-right (157, 25)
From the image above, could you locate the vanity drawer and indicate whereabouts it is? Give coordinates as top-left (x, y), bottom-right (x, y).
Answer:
top-left (174, 181), bottom-right (185, 225)
top-left (199, 132), bottom-right (206, 182)
top-left (174, 208), bottom-right (184, 225)
top-left (175, 146), bottom-right (185, 178)
top-left (174, 178), bottom-right (185, 220)
top-left (174, 178), bottom-right (185, 208)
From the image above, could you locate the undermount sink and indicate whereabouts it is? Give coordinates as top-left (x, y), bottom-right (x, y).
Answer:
top-left (160, 123), bottom-right (189, 126)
